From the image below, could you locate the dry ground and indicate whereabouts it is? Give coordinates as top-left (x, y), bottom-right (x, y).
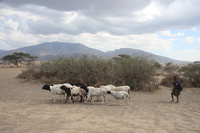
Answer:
top-left (0, 68), bottom-right (200, 133)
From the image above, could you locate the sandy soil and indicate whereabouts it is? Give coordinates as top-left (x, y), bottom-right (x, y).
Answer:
top-left (0, 68), bottom-right (200, 133)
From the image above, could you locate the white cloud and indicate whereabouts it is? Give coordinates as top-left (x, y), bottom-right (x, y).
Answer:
top-left (0, 26), bottom-right (172, 53)
top-left (1, 0), bottom-right (200, 36)
top-left (197, 38), bottom-right (200, 42)
top-left (161, 30), bottom-right (184, 36)
top-left (185, 37), bottom-right (194, 42)
top-left (134, 2), bottom-right (161, 22)
top-left (67, 32), bottom-right (172, 52)
top-left (191, 27), bottom-right (198, 31)
top-left (176, 32), bottom-right (185, 36)
top-left (178, 50), bottom-right (200, 61)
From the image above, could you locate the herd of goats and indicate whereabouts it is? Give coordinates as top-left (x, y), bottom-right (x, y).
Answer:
top-left (42, 83), bottom-right (131, 105)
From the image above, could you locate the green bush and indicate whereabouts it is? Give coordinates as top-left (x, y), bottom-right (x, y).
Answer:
top-left (179, 61), bottom-right (200, 87)
top-left (17, 54), bottom-right (159, 91)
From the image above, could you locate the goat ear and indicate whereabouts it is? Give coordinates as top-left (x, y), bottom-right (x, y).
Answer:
top-left (107, 91), bottom-right (111, 94)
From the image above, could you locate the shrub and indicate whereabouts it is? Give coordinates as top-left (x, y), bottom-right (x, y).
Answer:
top-left (17, 54), bottom-right (159, 91)
top-left (112, 54), bottom-right (157, 90)
top-left (163, 62), bottom-right (179, 75)
top-left (153, 61), bottom-right (162, 69)
top-left (160, 75), bottom-right (191, 88)
top-left (179, 61), bottom-right (200, 87)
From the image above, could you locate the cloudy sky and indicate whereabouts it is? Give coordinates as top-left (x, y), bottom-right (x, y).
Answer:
top-left (0, 0), bottom-right (200, 61)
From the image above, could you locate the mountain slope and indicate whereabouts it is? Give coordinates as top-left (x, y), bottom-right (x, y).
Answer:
top-left (0, 49), bottom-right (6, 52)
top-left (0, 42), bottom-right (190, 64)
top-left (102, 48), bottom-right (189, 64)
top-left (0, 42), bottom-right (104, 60)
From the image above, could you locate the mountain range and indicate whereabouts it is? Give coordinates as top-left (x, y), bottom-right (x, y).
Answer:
top-left (0, 42), bottom-right (190, 64)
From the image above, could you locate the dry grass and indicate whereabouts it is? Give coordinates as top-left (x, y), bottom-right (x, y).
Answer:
top-left (0, 68), bottom-right (200, 133)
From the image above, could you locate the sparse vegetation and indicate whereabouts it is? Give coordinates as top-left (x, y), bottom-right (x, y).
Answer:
top-left (18, 54), bottom-right (159, 91)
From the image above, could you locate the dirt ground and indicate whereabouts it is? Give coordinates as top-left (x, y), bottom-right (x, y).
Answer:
top-left (0, 68), bottom-right (200, 133)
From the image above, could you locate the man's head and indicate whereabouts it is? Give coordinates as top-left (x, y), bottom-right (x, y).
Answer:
top-left (173, 76), bottom-right (177, 81)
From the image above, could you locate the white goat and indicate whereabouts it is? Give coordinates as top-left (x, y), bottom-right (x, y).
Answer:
top-left (107, 90), bottom-right (129, 105)
top-left (113, 85), bottom-right (131, 94)
top-left (81, 86), bottom-right (107, 104)
top-left (100, 85), bottom-right (113, 101)
top-left (106, 85), bottom-right (116, 91)
top-left (100, 86), bottom-right (112, 92)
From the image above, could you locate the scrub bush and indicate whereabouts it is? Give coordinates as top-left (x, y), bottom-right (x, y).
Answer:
top-left (18, 54), bottom-right (159, 91)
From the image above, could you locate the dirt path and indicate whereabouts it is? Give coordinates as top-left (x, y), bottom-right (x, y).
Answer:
top-left (0, 68), bottom-right (200, 133)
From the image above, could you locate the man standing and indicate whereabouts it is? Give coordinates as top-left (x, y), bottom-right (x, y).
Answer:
top-left (171, 76), bottom-right (183, 103)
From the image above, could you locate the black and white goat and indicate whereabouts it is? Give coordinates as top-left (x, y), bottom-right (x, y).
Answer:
top-left (81, 85), bottom-right (107, 104)
top-left (42, 84), bottom-right (66, 103)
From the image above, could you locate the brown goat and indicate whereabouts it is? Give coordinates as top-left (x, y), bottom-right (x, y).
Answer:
top-left (93, 83), bottom-right (101, 88)
top-left (60, 85), bottom-right (72, 103)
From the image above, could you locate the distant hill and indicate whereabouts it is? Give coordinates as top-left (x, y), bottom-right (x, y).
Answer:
top-left (0, 42), bottom-right (103, 60)
top-left (0, 49), bottom-right (6, 52)
top-left (102, 48), bottom-right (189, 64)
top-left (0, 42), bottom-right (190, 64)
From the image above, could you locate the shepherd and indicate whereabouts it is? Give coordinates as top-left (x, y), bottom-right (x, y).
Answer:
top-left (171, 76), bottom-right (183, 103)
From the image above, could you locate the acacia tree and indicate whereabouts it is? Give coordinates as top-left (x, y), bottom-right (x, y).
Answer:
top-left (24, 55), bottom-right (38, 65)
top-left (1, 52), bottom-right (38, 67)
